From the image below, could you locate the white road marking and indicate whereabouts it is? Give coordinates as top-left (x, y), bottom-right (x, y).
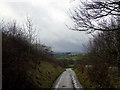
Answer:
top-left (55, 72), bottom-right (65, 89)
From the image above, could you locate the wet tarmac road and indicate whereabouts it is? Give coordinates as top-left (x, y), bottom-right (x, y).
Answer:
top-left (52, 68), bottom-right (83, 90)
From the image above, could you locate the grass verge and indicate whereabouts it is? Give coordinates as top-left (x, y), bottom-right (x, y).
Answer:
top-left (74, 69), bottom-right (120, 88)
top-left (27, 61), bottom-right (64, 88)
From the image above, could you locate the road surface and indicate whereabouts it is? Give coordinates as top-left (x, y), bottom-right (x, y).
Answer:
top-left (52, 68), bottom-right (83, 90)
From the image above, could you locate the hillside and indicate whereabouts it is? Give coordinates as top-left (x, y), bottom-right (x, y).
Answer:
top-left (2, 21), bottom-right (64, 89)
top-left (54, 52), bottom-right (84, 61)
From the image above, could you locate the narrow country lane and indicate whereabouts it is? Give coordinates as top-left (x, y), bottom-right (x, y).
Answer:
top-left (52, 68), bottom-right (83, 90)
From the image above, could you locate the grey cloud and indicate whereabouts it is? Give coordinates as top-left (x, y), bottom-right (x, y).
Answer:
top-left (1, 1), bottom-right (91, 52)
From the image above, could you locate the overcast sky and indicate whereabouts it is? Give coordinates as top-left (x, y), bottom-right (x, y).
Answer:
top-left (0, 0), bottom-right (91, 52)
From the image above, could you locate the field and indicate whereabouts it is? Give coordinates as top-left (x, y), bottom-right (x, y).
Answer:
top-left (54, 52), bottom-right (84, 61)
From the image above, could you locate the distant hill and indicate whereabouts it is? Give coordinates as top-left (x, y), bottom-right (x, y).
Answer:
top-left (54, 52), bottom-right (84, 61)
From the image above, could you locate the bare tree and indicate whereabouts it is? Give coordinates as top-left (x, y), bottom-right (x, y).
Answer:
top-left (25, 17), bottom-right (37, 43)
top-left (70, 0), bottom-right (120, 76)
top-left (70, 0), bottom-right (120, 33)
top-left (25, 17), bottom-right (37, 58)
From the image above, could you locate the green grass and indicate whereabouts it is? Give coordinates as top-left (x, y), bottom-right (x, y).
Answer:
top-left (57, 56), bottom-right (79, 61)
top-left (74, 69), bottom-right (91, 88)
top-left (108, 73), bottom-right (120, 88)
top-left (67, 64), bottom-right (74, 68)
top-left (27, 61), bottom-right (64, 88)
top-left (74, 69), bottom-right (120, 88)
